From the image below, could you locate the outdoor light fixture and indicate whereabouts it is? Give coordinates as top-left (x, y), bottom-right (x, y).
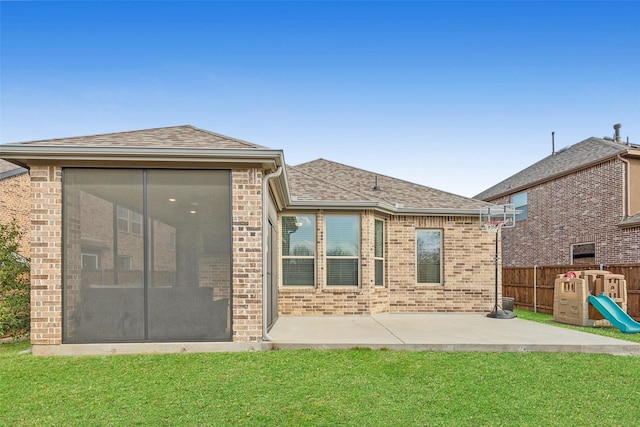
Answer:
top-left (169, 198), bottom-right (176, 202)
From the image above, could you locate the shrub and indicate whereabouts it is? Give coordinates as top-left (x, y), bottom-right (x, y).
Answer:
top-left (0, 220), bottom-right (30, 338)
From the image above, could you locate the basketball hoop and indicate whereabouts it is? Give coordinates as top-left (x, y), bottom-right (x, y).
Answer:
top-left (481, 220), bottom-right (506, 234)
top-left (479, 205), bottom-right (517, 320)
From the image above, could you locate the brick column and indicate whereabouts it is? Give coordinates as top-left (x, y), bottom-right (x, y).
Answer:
top-left (30, 166), bottom-right (63, 345)
top-left (231, 169), bottom-right (263, 342)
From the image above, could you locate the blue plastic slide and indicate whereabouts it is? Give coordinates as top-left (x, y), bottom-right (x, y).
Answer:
top-left (588, 294), bottom-right (640, 334)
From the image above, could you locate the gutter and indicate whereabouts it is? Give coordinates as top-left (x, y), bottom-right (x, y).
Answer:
top-left (0, 145), bottom-right (285, 169)
top-left (262, 166), bottom-right (283, 342)
top-left (286, 199), bottom-right (497, 217)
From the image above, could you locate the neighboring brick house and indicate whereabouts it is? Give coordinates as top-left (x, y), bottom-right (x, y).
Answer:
top-left (1, 125), bottom-right (500, 355)
top-left (475, 126), bottom-right (640, 266)
top-left (0, 159), bottom-right (30, 256)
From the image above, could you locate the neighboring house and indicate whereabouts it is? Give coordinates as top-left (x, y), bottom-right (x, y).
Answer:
top-left (0, 159), bottom-right (30, 256)
top-left (475, 125), bottom-right (640, 266)
top-left (1, 125), bottom-right (500, 354)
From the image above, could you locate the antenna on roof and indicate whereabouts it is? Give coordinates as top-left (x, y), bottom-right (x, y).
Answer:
top-left (373, 175), bottom-right (381, 191)
top-left (551, 131), bottom-right (555, 155)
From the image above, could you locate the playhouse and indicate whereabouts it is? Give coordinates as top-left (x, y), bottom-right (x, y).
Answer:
top-left (553, 270), bottom-right (640, 333)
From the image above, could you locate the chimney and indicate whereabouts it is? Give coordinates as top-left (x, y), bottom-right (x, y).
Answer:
top-left (614, 123), bottom-right (622, 143)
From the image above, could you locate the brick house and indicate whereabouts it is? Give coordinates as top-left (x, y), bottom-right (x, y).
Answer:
top-left (0, 159), bottom-right (30, 256)
top-left (475, 126), bottom-right (640, 266)
top-left (1, 125), bottom-right (500, 355)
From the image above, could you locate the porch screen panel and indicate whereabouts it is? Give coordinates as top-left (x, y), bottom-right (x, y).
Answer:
top-left (63, 169), bottom-right (145, 343)
top-left (146, 170), bottom-right (231, 341)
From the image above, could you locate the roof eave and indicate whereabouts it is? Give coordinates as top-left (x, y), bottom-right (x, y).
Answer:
top-left (0, 145), bottom-right (285, 171)
top-left (285, 199), bottom-right (489, 216)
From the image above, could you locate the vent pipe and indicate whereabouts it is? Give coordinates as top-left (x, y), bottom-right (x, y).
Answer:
top-left (614, 123), bottom-right (622, 143)
top-left (551, 131), bottom-right (555, 155)
top-left (373, 175), bottom-right (381, 191)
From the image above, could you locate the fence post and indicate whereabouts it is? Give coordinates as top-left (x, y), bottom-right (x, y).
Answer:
top-left (533, 265), bottom-right (537, 313)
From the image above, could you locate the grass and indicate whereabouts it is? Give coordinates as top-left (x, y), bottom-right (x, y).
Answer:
top-left (513, 309), bottom-right (640, 344)
top-left (2, 339), bottom-right (640, 426)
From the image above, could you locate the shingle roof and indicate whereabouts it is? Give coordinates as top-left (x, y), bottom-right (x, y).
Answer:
top-left (289, 158), bottom-right (489, 210)
top-left (0, 159), bottom-right (27, 180)
top-left (474, 137), bottom-right (635, 200)
top-left (10, 125), bottom-right (267, 149)
top-left (619, 212), bottom-right (640, 228)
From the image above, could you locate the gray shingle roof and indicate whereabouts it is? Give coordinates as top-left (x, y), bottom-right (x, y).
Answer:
top-left (619, 212), bottom-right (640, 228)
top-left (474, 137), bottom-right (635, 201)
top-left (289, 158), bottom-right (489, 210)
top-left (0, 159), bottom-right (27, 180)
top-left (9, 125), bottom-right (267, 149)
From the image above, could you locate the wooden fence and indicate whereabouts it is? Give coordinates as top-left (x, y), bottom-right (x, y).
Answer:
top-left (502, 263), bottom-right (640, 321)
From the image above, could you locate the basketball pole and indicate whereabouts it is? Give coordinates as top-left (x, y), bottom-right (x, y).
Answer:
top-left (487, 225), bottom-right (516, 319)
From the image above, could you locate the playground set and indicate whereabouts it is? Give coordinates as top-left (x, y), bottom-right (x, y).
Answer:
top-left (553, 270), bottom-right (640, 334)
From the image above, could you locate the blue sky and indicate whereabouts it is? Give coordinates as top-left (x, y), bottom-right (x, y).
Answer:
top-left (1, 1), bottom-right (638, 197)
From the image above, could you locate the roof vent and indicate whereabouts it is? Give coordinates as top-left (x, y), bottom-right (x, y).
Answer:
top-left (614, 123), bottom-right (622, 143)
top-left (372, 175), bottom-right (381, 191)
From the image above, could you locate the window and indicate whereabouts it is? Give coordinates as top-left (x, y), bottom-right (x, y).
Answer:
top-left (82, 253), bottom-right (99, 270)
top-left (417, 230), bottom-right (442, 284)
top-left (281, 215), bottom-right (315, 286)
top-left (512, 192), bottom-right (528, 220)
top-left (326, 215), bottom-right (359, 286)
top-left (571, 242), bottom-right (595, 265)
top-left (117, 206), bottom-right (143, 234)
top-left (117, 255), bottom-right (132, 271)
top-left (131, 211), bottom-right (142, 235)
top-left (374, 219), bottom-right (384, 286)
top-left (117, 206), bottom-right (130, 232)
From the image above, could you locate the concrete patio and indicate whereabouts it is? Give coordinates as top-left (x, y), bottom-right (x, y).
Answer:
top-left (268, 313), bottom-right (640, 356)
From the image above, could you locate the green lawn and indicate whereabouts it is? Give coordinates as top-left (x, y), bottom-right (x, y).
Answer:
top-left (514, 309), bottom-right (640, 344)
top-left (2, 337), bottom-right (640, 426)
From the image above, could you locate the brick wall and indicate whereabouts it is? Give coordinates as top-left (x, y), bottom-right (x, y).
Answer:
top-left (278, 212), bottom-right (498, 315)
top-left (30, 166), bottom-right (63, 345)
top-left (490, 158), bottom-right (640, 266)
top-left (231, 169), bottom-right (264, 342)
top-left (0, 171), bottom-right (31, 256)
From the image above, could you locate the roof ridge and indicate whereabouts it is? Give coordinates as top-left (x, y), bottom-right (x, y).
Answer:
top-left (299, 158), bottom-right (480, 202)
top-left (185, 126), bottom-right (267, 149)
top-left (475, 136), bottom-right (631, 200)
top-left (7, 125), bottom-right (193, 145)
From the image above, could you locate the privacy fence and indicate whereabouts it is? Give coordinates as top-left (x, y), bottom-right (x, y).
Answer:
top-left (502, 263), bottom-right (640, 321)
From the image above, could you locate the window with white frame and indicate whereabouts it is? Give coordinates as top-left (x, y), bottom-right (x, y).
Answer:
top-left (512, 192), bottom-right (528, 220)
top-left (281, 215), bottom-right (316, 286)
top-left (82, 253), bottom-right (99, 271)
top-left (326, 215), bottom-right (359, 286)
top-left (374, 219), bottom-right (384, 286)
top-left (117, 206), bottom-right (130, 232)
top-left (416, 230), bottom-right (442, 284)
top-left (117, 206), bottom-right (143, 234)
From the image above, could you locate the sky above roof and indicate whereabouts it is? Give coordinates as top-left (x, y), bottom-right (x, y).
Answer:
top-left (1, 1), bottom-right (638, 198)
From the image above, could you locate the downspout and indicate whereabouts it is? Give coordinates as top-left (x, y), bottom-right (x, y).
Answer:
top-left (617, 154), bottom-right (631, 219)
top-left (262, 165), bottom-right (283, 342)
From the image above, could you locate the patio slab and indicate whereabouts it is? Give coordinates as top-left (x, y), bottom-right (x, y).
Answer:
top-left (268, 313), bottom-right (640, 356)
